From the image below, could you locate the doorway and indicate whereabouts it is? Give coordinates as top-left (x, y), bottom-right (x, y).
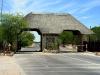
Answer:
top-left (17, 28), bottom-right (42, 52)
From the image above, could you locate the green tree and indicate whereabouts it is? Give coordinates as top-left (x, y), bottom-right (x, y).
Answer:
top-left (0, 14), bottom-right (31, 51)
top-left (0, 25), bottom-right (4, 50)
top-left (1, 14), bottom-right (27, 43)
top-left (20, 32), bottom-right (35, 47)
top-left (90, 26), bottom-right (100, 41)
top-left (0, 25), bottom-right (4, 43)
top-left (59, 31), bottom-right (74, 45)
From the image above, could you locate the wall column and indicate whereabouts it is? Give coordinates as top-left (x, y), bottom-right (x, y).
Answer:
top-left (42, 34), bottom-right (59, 53)
top-left (77, 34), bottom-right (84, 52)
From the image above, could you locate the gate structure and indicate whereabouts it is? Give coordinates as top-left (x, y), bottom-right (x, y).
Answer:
top-left (17, 12), bottom-right (93, 53)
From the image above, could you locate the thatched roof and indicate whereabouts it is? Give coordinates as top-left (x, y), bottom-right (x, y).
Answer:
top-left (25, 12), bottom-right (93, 34)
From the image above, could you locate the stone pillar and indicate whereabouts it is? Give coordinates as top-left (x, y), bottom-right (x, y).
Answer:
top-left (42, 34), bottom-right (59, 53)
top-left (77, 34), bottom-right (84, 52)
top-left (41, 34), bottom-right (46, 51)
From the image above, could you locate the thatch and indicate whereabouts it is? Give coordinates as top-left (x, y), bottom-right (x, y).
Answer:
top-left (25, 12), bottom-right (93, 34)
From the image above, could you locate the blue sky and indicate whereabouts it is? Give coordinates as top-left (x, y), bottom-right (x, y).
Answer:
top-left (0, 0), bottom-right (100, 42)
top-left (1, 0), bottom-right (100, 28)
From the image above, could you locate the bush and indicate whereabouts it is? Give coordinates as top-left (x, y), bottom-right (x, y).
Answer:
top-left (20, 32), bottom-right (35, 47)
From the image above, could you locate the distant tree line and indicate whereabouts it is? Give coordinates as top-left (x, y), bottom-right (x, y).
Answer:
top-left (90, 26), bottom-right (100, 41)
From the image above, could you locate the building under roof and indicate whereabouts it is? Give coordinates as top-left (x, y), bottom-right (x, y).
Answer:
top-left (18, 12), bottom-right (94, 53)
top-left (25, 12), bottom-right (93, 34)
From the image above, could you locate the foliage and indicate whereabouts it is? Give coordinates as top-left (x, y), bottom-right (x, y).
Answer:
top-left (20, 32), bottom-right (35, 47)
top-left (0, 25), bottom-right (4, 43)
top-left (59, 31), bottom-right (74, 45)
top-left (0, 14), bottom-right (34, 51)
top-left (90, 26), bottom-right (100, 41)
top-left (1, 14), bottom-right (27, 43)
top-left (0, 25), bottom-right (4, 50)
top-left (89, 34), bottom-right (97, 41)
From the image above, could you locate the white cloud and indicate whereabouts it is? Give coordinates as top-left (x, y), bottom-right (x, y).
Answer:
top-left (5, 0), bottom-right (100, 15)
top-left (81, 16), bottom-right (90, 19)
top-left (10, 0), bottom-right (64, 14)
top-left (67, 0), bottom-right (100, 14)
top-left (56, 2), bottom-right (76, 12)
top-left (8, 0), bottom-right (77, 14)
top-left (13, 0), bottom-right (28, 6)
top-left (10, 0), bottom-right (28, 13)
top-left (25, 0), bottom-right (62, 12)
top-left (79, 0), bottom-right (100, 13)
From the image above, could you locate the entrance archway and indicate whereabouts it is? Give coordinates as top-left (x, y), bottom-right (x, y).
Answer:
top-left (16, 28), bottom-right (42, 52)
top-left (15, 13), bottom-right (93, 53)
top-left (59, 30), bottom-right (85, 52)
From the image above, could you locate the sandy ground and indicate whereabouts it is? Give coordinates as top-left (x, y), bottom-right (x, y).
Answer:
top-left (0, 56), bottom-right (25, 75)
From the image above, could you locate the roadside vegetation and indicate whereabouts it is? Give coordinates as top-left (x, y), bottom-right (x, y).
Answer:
top-left (90, 26), bottom-right (100, 41)
top-left (58, 31), bottom-right (76, 46)
top-left (0, 14), bottom-right (34, 52)
top-left (59, 26), bottom-right (100, 46)
top-left (20, 32), bottom-right (35, 47)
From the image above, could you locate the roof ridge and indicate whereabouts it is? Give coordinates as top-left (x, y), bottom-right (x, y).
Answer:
top-left (31, 12), bottom-right (70, 16)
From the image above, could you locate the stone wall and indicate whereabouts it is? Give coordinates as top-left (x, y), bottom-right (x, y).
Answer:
top-left (42, 34), bottom-right (59, 53)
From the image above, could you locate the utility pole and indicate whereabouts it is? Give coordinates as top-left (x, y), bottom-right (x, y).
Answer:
top-left (0, 0), bottom-right (3, 23)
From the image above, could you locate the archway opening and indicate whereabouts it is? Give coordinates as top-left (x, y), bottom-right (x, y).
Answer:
top-left (17, 28), bottom-right (42, 52)
top-left (59, 30), bottom-right (84, 52)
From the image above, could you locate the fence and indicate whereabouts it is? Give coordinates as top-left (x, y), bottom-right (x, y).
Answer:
top-left (87, 41), bottom-right (100, 52)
